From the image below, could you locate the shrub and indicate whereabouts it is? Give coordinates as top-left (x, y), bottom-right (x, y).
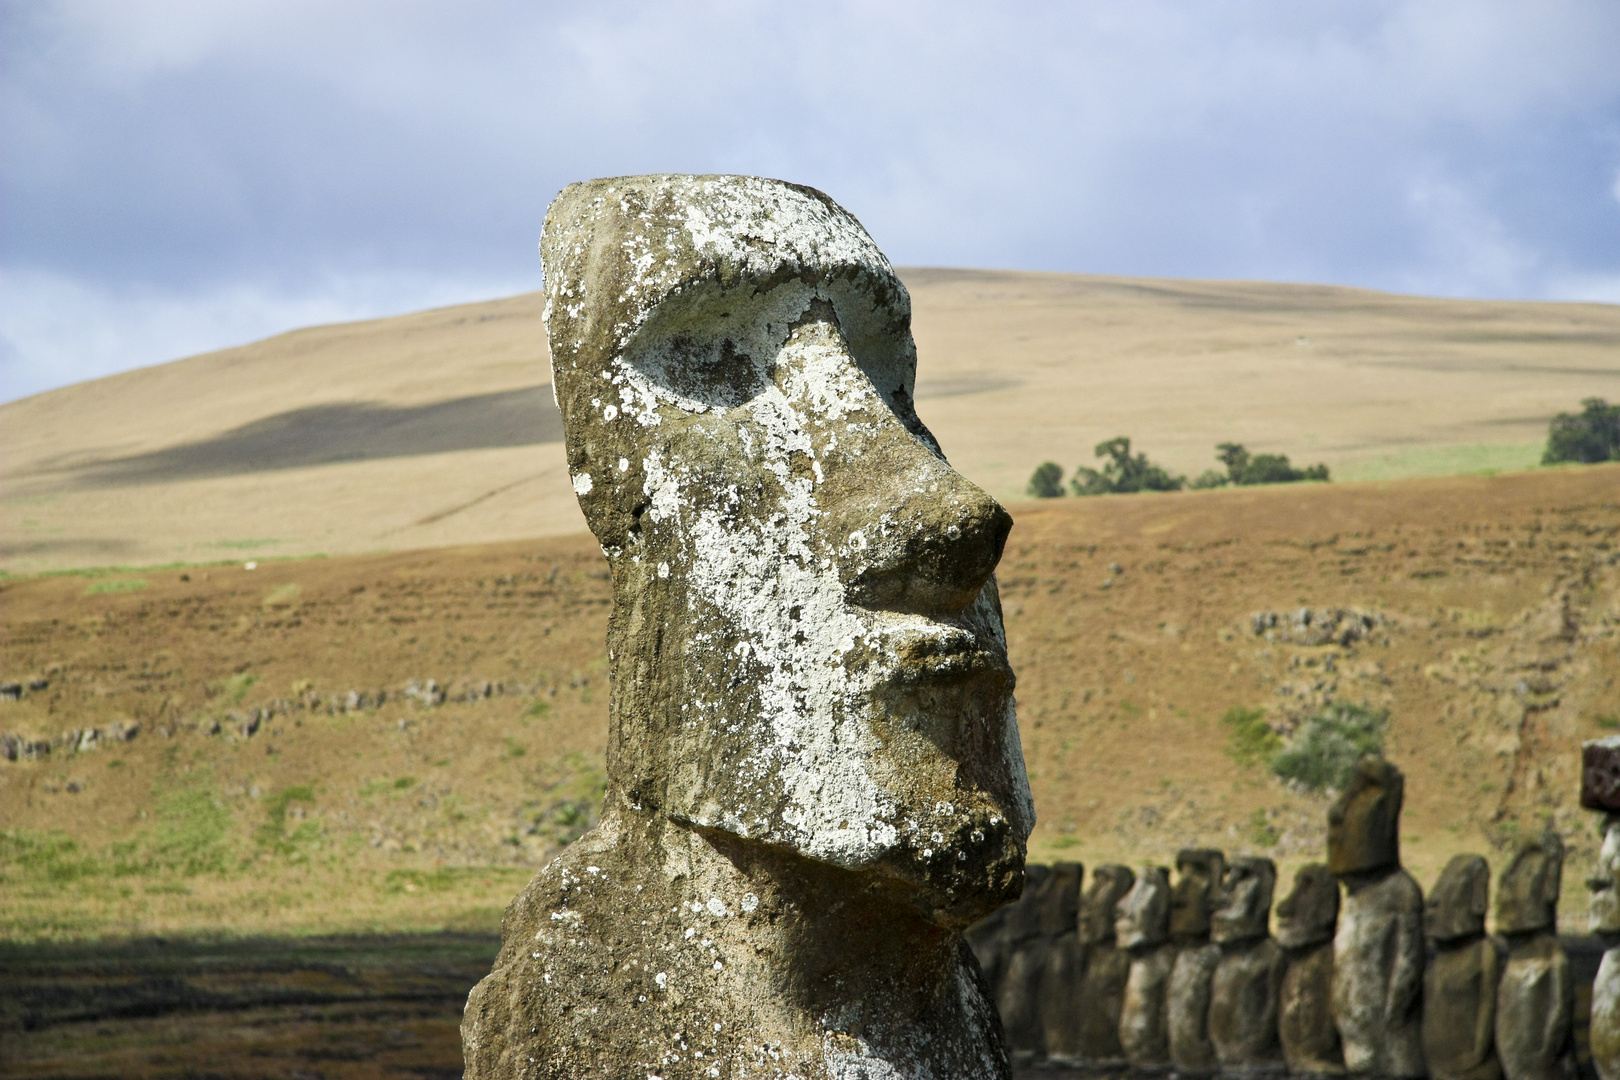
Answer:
top-left (1271, 702), bottom-right (1387, 791)
top-left (1543, 397), bottom-right (1620, 464)
top-left (1027, 461), bottom-right (1065, 498)
top-left (1070, 437), bottom-right (1185, 495)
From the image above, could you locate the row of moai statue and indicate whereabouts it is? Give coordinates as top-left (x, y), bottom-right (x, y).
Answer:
top-left (970, 752), bottom-right (1620, 1077)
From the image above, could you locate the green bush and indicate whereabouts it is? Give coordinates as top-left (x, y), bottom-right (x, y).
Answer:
top-left (1272, 703), bottom-right (1387, 791)
top-left (1027, 461), bottom-right (1065, 498)
top-left (1070, 437), bottom-right (1185, 495)
top-left (1543, 397), bottom-right (1620, 464)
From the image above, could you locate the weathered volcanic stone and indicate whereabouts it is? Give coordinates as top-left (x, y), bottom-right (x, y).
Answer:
top-left (1584, 736), bottom-right (1620, 812)
top-left (1422, 854), bottom-right (1501, 1080)
top-left (1208, 856), bottom-right (1285, 1071)
top-left (1168, 848), bottom-right (1224, 1073)
top-left (1276, 864), bottom-right (1343, 1075)
top-left (1329, 755), bottom-right (1425, 1078)
top-left (1591, 816), bottom-right (1620, 1080)
top-left (996, 862), bottom-right (1050, 1061)
top-left (1037, 862), bottom-right (1086, 1062)
top-left (1074, 864), bottom-right (1135, 1066)
top-left (1494, 832), bottom-right (1574, 1080)
top-left (462, 175), bottom-right (1036, 1080)
top-left (1118, 866), bottom-right (1174, 1069)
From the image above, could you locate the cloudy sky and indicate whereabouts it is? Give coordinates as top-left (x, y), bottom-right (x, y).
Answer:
top-left (4, 0), bottom-right (1619, 402)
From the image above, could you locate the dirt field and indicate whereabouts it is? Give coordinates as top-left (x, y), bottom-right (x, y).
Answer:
top-left (4, 270), bottom-right (1617, 574)
top-left (4, 463), bottom-right (1616, 940)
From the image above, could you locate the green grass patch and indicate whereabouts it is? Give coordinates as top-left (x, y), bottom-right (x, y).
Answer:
top-left (1245, 809), bottom-right (1280, 848)
top-left (213, 538), bottom-right (284, 550)
top-left (220, 673), bottom-right (260, 705)
top-left (85, 577), bottom-right (149, 595)
top-left (524, 698), bottom-right (551, 719)
top-left (1333, 443), bottom-right (1541, 483)
top-left (501, 737), bottom-right (527, 759)
top-left (1596, 713), bottom-right (1620, 731)
top-left (1221, 706), bottom-right (1281, 768)
top-left (147, 780), bottom-right (235, 875)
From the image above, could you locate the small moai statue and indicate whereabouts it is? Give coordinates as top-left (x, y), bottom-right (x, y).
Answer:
top-left (1168, 848), bottom-right (1226, 1074)
top-left (1583, 737), bottom-right (1620, 1080)
top-left (997, 862), bottom-right (1052, 1063)
top-left (1329, 754), bottom-right (1426, 1077)
top-left (1074, 864), bottom-right (1136, 1068)
top-left (1494, 831), bottom-right (1575, 1080)
top-left (1422, 854), bottom-right (1502, 1080)
top-left (1038, 862), bottom-right (1086, 1063)
top-left (964, 902), bottom-right (1012, 1004)
top-left (1208, 855), bottom-right (1286, 1070)
top-left (1118, 865), bottom-right (1176, 1069)
top-left (1276, 863), bottom-right (1343, 1074)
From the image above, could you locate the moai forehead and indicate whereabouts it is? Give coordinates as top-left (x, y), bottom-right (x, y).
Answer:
top-left (1425, 853), bottom-right (1490, 943)
top-left (1327, 754), bottom-right (1404, 877)
top-left (1117, 866), bottom-right (1172, 950)
top-left (1275, 863), bottom-right (1339, 950)
top-left (1590, 815), bottom-right (1620, 934)
top-left (539, 175), bottom-right (1033, 926)
top-left (1211, 856), bottom-right (1276, 945)
top-left (1170, 847), bottom-right (1226, 940)
top-left (1081, 864), bottom-right (1136, 946)
top-left (1496, 830), bottom-right (1563, 935)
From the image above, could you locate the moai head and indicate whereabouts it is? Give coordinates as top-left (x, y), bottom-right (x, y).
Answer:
top-left (1425, 853), bottom-right (1490, 943)
top-left (1589, 815), bottom-right (1620, 934)
top-left (1080, 864), bottom-right (1136, 947)
top-left (1211, 856), bottom-right (1276, 945)
top-left (1327, 754), bottom-right (1404, 877)
top-left (540, 175), bottom-right (1034, 928)
top-left (1039, 862), bottom-right (1084, 937)
top-left (1496, 830), bottom-right (1563, 936)
top-left (1170, 847), bottom-right (1226, 942)
top-left (1116, 866), bottom-right (1172, 951)
top-left (1274, 863), bottom-right (1340, 951)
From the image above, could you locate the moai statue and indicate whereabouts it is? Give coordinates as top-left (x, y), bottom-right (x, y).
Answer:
top-left (1074, 864), bottom-right (1136, 1068)
top-left (1583, 737), bottom-right (1620, 1080)
top-left (1329, 754), bottom-right (1425, 1077)
top-left (1208, 856), bottom-right (1286, 1070)
top-left (1422, 854), bottom-right (1501, 1080)
top-left (1168, 848), bottom-right (1226, 1074)
top-left (1494, 831), bottom-right (1575, 1080)
top-left (1276, 864), bottom-right (1343, 1075)
top-left (462, 176), bottom-right (1037, 1079)
top-left (997, 862), bottom-right (1051, 1063)
top-left (1037, 862), bottom-right (1086, 1063)
top-left (964, 902), bottom-right (1011, 1005)
top-left (1118, 866), bottom-right (1175, 1069)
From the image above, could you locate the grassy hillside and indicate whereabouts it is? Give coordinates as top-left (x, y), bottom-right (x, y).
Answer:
top-left (3, 464), bottom-right (1616, 941)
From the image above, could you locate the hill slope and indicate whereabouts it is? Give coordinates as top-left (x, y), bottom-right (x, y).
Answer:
top-left (4, 271), bottom-right (1617, 573)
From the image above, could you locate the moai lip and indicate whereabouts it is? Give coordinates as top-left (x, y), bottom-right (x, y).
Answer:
top-left (463, 175), bottom-right (1035, 1080)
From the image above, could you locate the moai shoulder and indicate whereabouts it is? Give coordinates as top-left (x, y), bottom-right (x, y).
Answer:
top-left (1494, 831), bottom-right (1574, 1080)
top-left (1423, 854), bottom-right (1502, 1080)
top-left (1208, 856), bottom-right (1285, 1070)
top-left (1276, 863), bottom-right (1343, 1075)
top-left (1328, 754), bottom-right (1426, 1079)
top-left (464, 175), bottom-right (1035, 1080)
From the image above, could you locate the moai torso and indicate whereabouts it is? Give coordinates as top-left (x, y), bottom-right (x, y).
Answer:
top-left (1276, 864), bottom-right (1343, 1074)
top-left (1494, 832), bottom-right (1574, 1080)
top-left (1422, 854), bottom-right (1502, 1080)
top-left (1208, 856), bottom-right (1285, 1069)
top-left (1036, 862), bottom-right (1085, 1062)
top-left (1118, 867), bottom-right (1174, 1068)
top-left (1168, 848), bottom-right (1224, 1073)
top-left (1074, 864), bottom-right (1135, 1066)
top-left (1583, 747), bottom-right (1620, 1080)
top-left (1328, 756), bottom-right (1425, 1078)
top-left (462, 175), bottom-right (1036, 1080)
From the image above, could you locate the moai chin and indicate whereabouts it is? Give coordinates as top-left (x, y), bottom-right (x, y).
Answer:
top-left (1168, 848), bottom-right (1225, 1073)
top-left (1328, 755), bottom-right (1425, 1077)
top-left (1422, 855), bottom-right (1502, 1080)
top-left (1118, 866), bottom-right (1175, 1069)
top-left (1588, 805), bottom-right (1620, 1080)
top-left (1074, 864), bottom-right (1136, 1067)
top-left (1494, 832), bottom-right (1575, 1080)
top-left (1208, 856), bottom-right (1286, 1070)
top-left (461, 175), bottom-right (1036, 1080)
top-left (1275, 864), bottom-right (1343, 1075)
top-left (1036, 862), bottom-right (1086, 1063)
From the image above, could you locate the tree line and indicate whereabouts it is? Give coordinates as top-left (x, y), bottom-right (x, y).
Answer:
top-left (1027, 439), bottom-right (1329, 498)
